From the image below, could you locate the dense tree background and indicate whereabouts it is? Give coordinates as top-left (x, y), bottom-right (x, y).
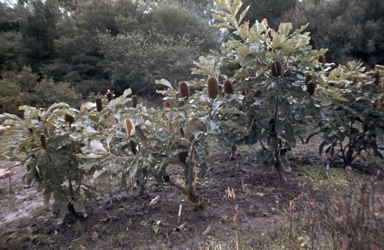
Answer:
top-left (1, 0), bottom-right (384, 113)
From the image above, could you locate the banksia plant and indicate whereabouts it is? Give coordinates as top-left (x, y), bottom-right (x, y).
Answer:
top-left (95, 97), bottom-right (103, 112)
top-left (64, 113), bottom-right (75, 124)
top-left (207, 76), bottom-right (220, 99)
top-left (224, 79), bottom-right (234, 94)
top-left (271, 60), bottom-right (283, 77)
top-left (318, 55), bottom-right (326, 64)
top-left (129, 139), bottom-right (137, 155)
top-left (306, 81), bottom-right (316, 96)
top-left (305, 74), bottom-right (312, 83)
top-left (124, 118), bottom-right (135, 136)
top-left (374, 72), bottom-right (380, 85)
top-left (106, 90), bottom-right (114, 102)
top-left (164, 100), bottom-right (172, 108)
top-left (132, 95), bottom-right (138, 108)
top-left (179, 81), bottom-right (190, 99)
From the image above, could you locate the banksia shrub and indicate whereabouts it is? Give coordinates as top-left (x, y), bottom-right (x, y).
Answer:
top-left (106, 91), bottom-right (114, 102)
top-left (306, 81), bottom-right (316, 96)
top-left (129, 139), bottom-right (137, 155)
top-left (132, 95), bottom-right (138, 108)
top-left (318, 55), bottom-right (326, 64)
top-left (164, 100), bottom-right (172, 108)
top-left (374, 72), bottom-right (380, 85)
top-left (179, 81), bottom-right (190, 99)
top-left (124, 118), bottom-right (135, 136)
top-left (224, 79), bottom-right (234, 94)
top-left (271, 60), bottom-right (283, 77)
top-left (95, 98), bottom-right (103, 112)
top-left (305, 74), bottom-right (312, 83)
top-left (207, 76), bottom-right (220, 99)
top-left (64, 113), bottom-right (75, 124)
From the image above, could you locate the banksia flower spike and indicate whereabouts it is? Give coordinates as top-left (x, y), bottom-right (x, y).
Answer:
top-left (306, 81), bottom-right (316, 96)
top-left (64, 113), bottom-right (75, 124)
top-left (106, 90), bottom-right (114, 102)
top-left (164, 100), bottom-right (172, 108)
top-left (179, 81), bottom-right (190, 99)
top-left (374, 72), bottom-right (380, 85)
top-left (95, 97), bottom-right (103, 112)
top-left (318, 55), bottom-right (326, 64)
top-left (129, 139), bottom-right (137, 155)
top-left (224, 79), bottom-right (234, 95)
top-left (124, 118), bottom-right (135, 136)
top-left (271, 60), bottom-right (283, 77)
top-left (207, 76), bottom-right (220, 99)
top-left (132, 95), bottom-right (138, 108)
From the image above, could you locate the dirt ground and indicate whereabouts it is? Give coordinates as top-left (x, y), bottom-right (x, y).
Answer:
top-left (0, 139), bottom-right (382, 250)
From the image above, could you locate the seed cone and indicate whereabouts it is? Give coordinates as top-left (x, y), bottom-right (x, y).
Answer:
top-left (224, 80), bottom-right (234, 94)
top-left (178, 143), bottom-right (188, 164)
top-left (318, 55), bottom-right (326, 64)
top-left (207, 76), bottom-right (220, 99)
top-left (95, 98), bottom-right (103, 112)
top-left (271, 60), bottom-right (283, 77)
top-left (164, 100), bottom-right (172, 108)
top-left (254, 89), bottom-right (262, 97)
top-left (132, 95), bottom-right (138, 108)
top-left (179, 81), bottom-right (190, 99)
top-left (129, 139), bottom-right (137, 155)
top-left (64, 113), bottom-right (75, 124)
top-left (41, 135), bottom-right (47, 150)
top-left (306, 81), bottom-right (316, 96)
top-left (305, 74), bottom-right (312, 83)
top-left (374, 72), bottom-right (380, 85)
top-left (124, 118), bottom-right (135, 136)
top-left (106, 91), bottom-right (114, 102)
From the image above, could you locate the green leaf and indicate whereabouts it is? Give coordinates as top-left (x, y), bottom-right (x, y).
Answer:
top-left (155, 79), bottom-right (173, 89)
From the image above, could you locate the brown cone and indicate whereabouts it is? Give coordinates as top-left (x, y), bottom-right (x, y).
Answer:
top-left (254, 89), bottom-right (262, 97)
top-left (132, 95), bottom-right (138, 108)
top-left (107, 91), bottom-right (114, 102)
top-left (318, 55), bottom-right (326, 64)
top-left (96, 98), bottom-right (103, 112)
top-left (305, 74), bottom-right (312, 83)
top-left (207, 76), bottom-right (220, 99)
top-left (64, 113), bottom-right (75, 124)
top-left (271, 60), bottom-right (283, 77)
top-left (224, 80), bottom-right (234, 94)
top-left (164, 100), bottom-right (172, 108)
top-left (374, 72), bottom-right (380, 85)
top-left (179, 81), bottom-right (190, 99)
top-left (306, 81), bottom-right (316, 96)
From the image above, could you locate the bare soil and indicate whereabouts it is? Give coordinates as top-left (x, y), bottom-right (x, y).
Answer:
top-left (0, 139), bottom-right (382, 250)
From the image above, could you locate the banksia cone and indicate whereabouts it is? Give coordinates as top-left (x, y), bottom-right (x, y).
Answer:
top-left (124, 118), bottom-right (135, 136)
top-left (132, 95), bottom-right (138, 108)
top-left (372, 98), bottom-right (381, 108)
top-left (305, 74), bottom-right (312, 83)
top-left (64, 113), bottom-right (75, 124)
top-left (374, 72), bottom-right (380, 85)
top-left (207, 76), bottom-right (220, 99)
top-left (129, 139), bottom-right (137, 155)
top-left (254, 89), bottom-right (262, 97)
top-left (224, 80), bottom-right (234, 94)
top-left (41, 135), bottom-right (47, 150)
top-left (106, 91), bottom-right (114, 102)
top-left (318, 55), bottom-right (326, 64)
top-left (179, 81), bottom-right (190, 99)
top-left (306, 81), bottom-right (316, 96)
top-left (180, 127), bottom-right (185, 137)
top-left (164, 100), bottom-right (172, 108)
top-left (271, 60), bottom-right (283, 77)
top-left (95, 98), bottom-right (103, 112)
top-left (178, 143), bottom-right (188, 164)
